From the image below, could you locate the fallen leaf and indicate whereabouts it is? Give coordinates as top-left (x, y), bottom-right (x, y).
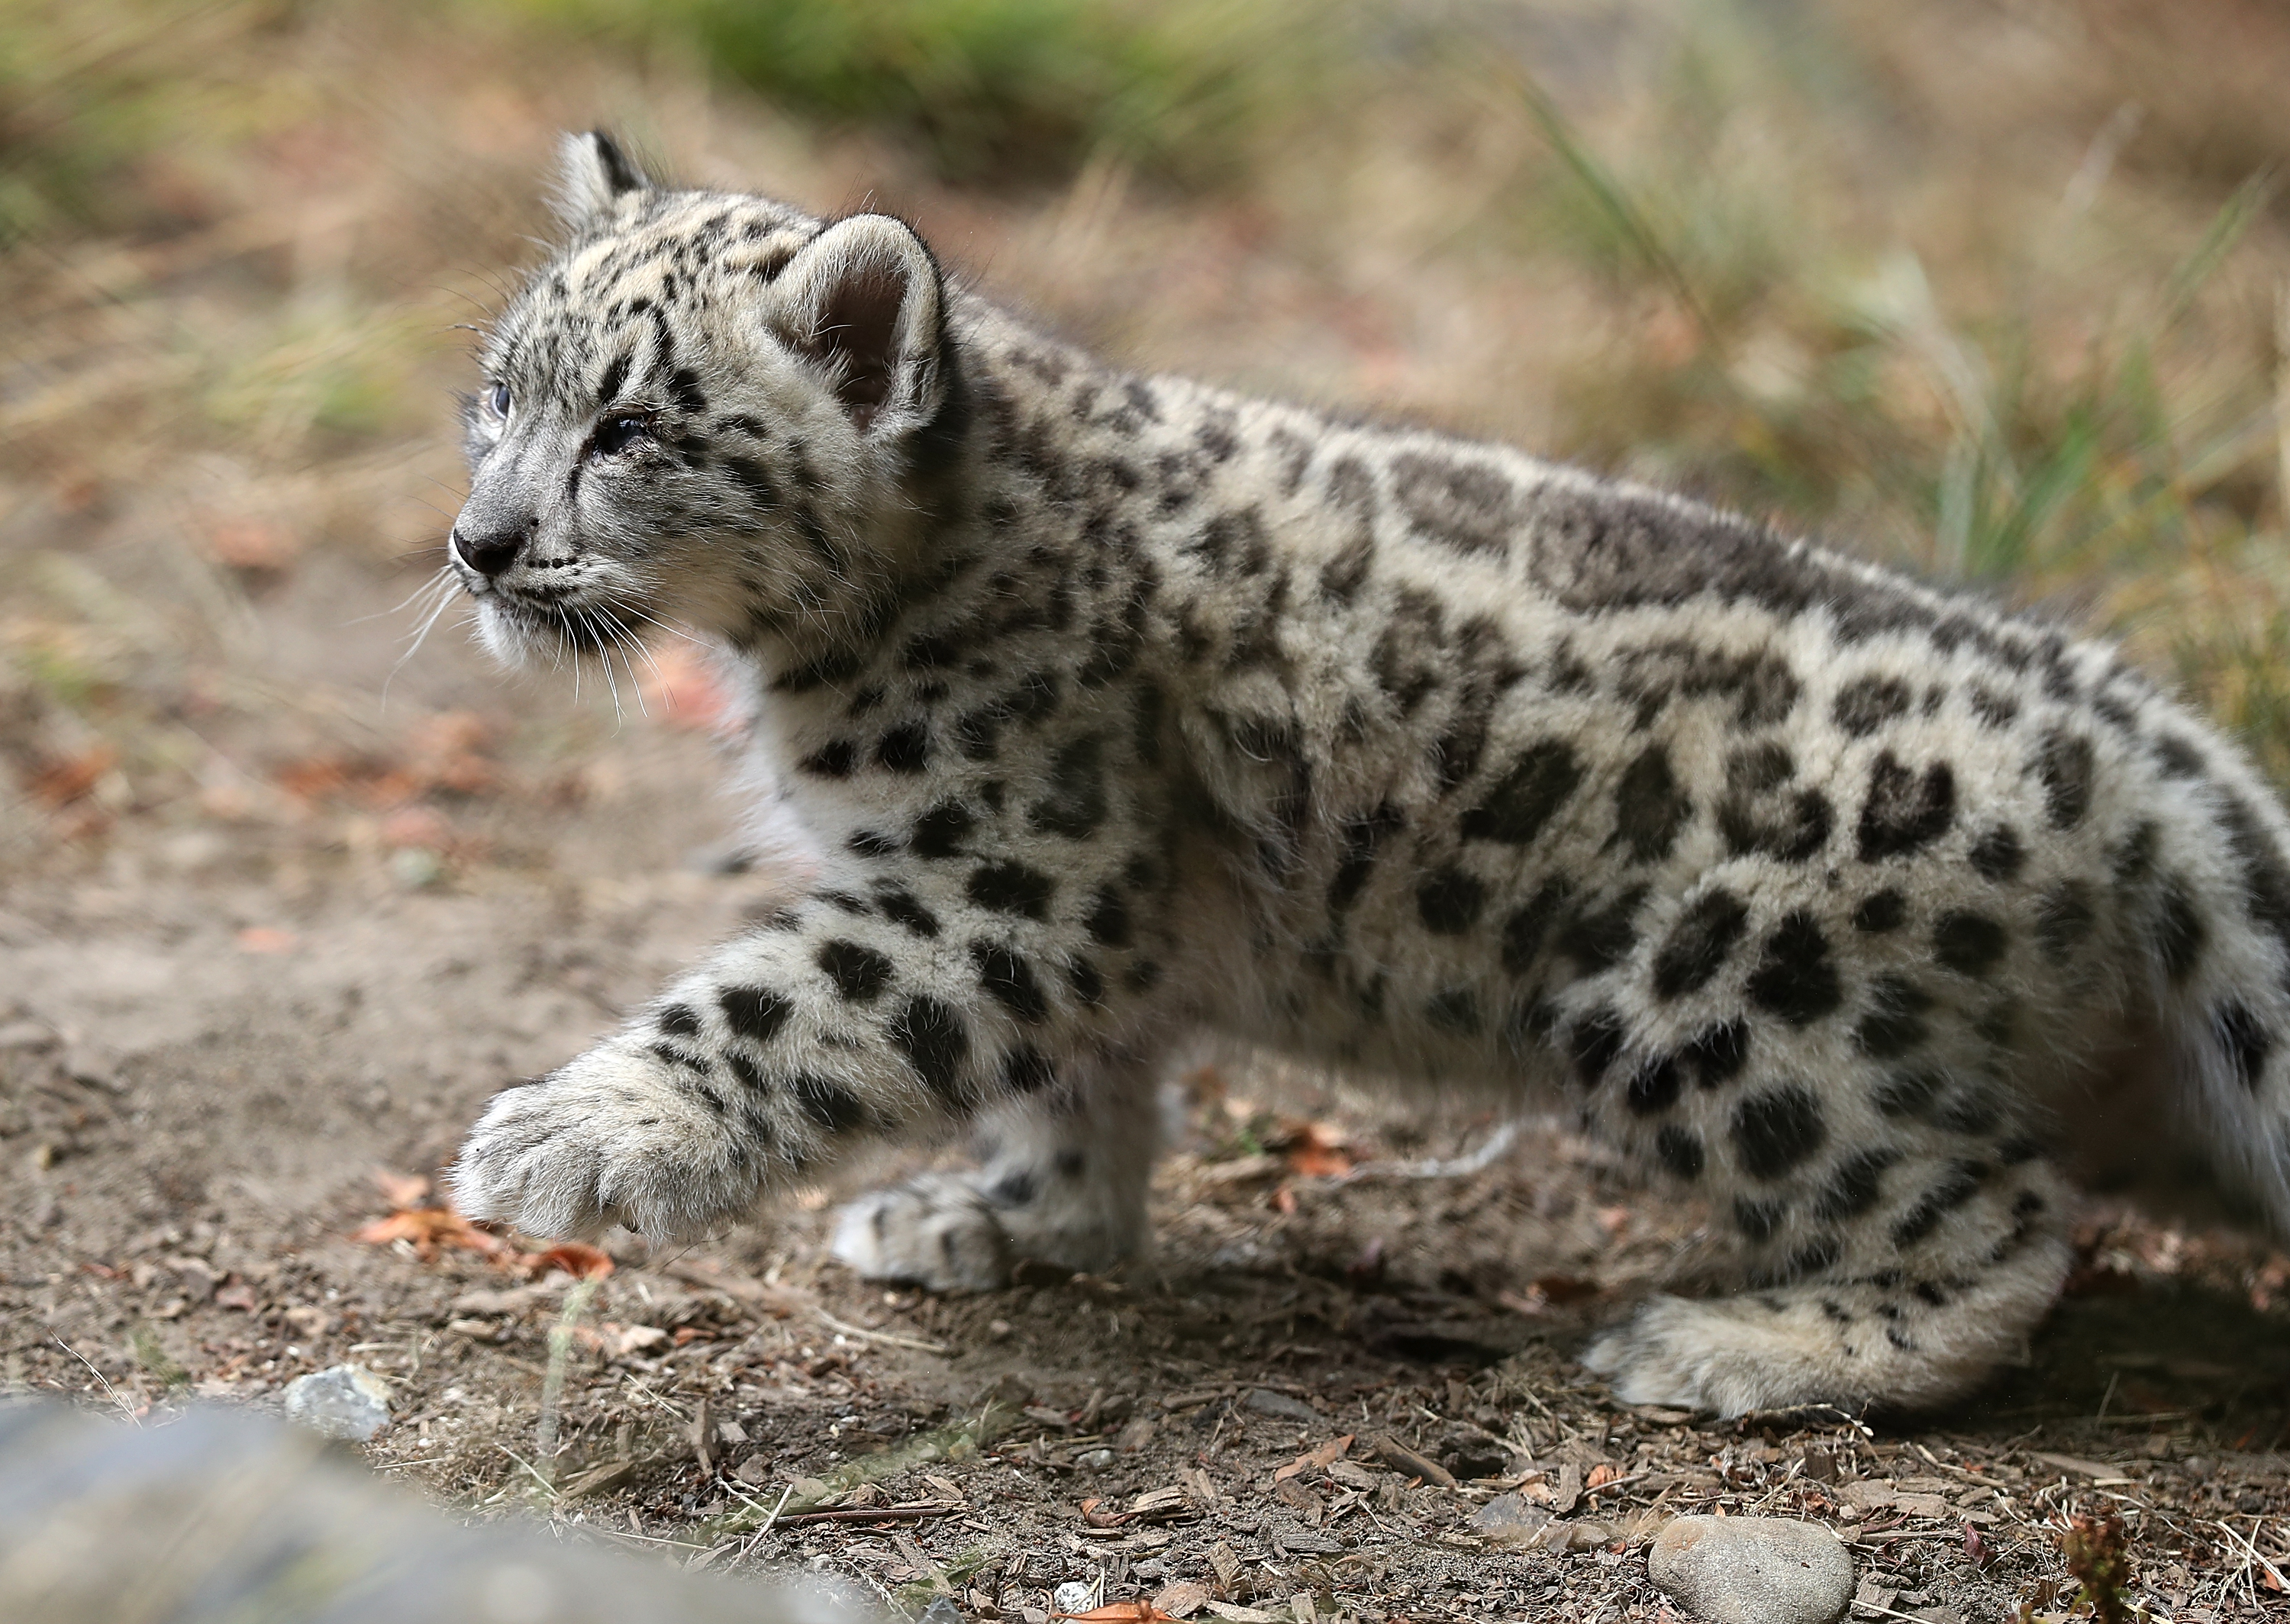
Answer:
top-left (1274, 1435), bottom-right (1355, 1483)
top-left (1153, 1581), bottom-right (1210, 1619)
top-left (28, 746), bottom-right (118, 807)
top-left (204, 516), bottom-right (301, 572)
top-left (1585, 1462), bottom-right (1622, 1490)
top-left (1282, 1120), bottom-right (1353, 1178)
top-left (521, 1242), bottom-right (614, 1281)
top-left (1056, 1604), bottom-right (1179, 1623)
top-left (373, 1169), bottom-right (431, 1209)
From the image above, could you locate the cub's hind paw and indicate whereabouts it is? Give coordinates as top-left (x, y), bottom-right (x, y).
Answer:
top-left (831, 1174), bottom-right (1014, 1291)
top-left (450, 1044), bottom-right (761, 1243)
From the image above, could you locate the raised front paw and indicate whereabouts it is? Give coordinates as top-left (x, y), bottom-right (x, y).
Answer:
top-left (449, 1043), bottom-right (762, 1242)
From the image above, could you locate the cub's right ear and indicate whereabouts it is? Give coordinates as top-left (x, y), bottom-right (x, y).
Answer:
top-left (552, 130), bottom-right (654, 230)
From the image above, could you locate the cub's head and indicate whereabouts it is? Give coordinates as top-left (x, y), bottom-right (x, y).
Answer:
top-left (450, 133), bottom-right (963, 669)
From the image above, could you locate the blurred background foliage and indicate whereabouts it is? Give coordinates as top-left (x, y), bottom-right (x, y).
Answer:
top-left (8, 0), bottom-right (2290, 849)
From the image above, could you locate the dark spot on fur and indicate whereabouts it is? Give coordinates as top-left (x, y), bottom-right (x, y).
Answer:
top-left (1613, 743), bottom-right (1692, 862)
top-left (1892, 1162), bottom-right (1987, 1246)
top-left (1682, 1020), bottom-right (1751, 1087)
top-left (1558, 886), bottom-right (1646, 974)
top-left (963, 942), bottom-right (1043, 1024)
top-left (1969, 825), bottom-right (2025, 881)
top-left (1462, 742), bottom-right (1582, 846)
top-left (1001, 1046), bottom-right (1056, 1094)
top-left (801, 739), bottom-right (856, 778)
top-left (1417, 867), bottom-right (1486, 934)
top-left (1390, 450), bottom-right (1520, 556)
top-left (911, 802), bottom-right (975, 859)
top-left (968, 862), bottom-right (1056, 920)
top-left (877, 721), bottom-right (930, 773)
top-left (720, 985), bottom-right (792, 1045)
top-left (1425, 988), bottom-right (1482, 1036)
top-left (816, 939), bottom-right (895, 1003)
top-left (1747, 911), bottom-right (1842, 1026)
top-left (1625, 1056), bottom-right (1682, 1115)
top-left (1873, 1066), bottom-right (1944, 1119)
top-left (1833, 674), bottom-right (1911, 737)
top-left (1731, 1085), bottom-right (1827, 1180)
top-left (1853, 891), bottom-right (1907, 933)
top-left (1085, 885), bottom-right (1131, 949)
top-left (657, 1004), bottom-right (701, 1038)
top-left (1933, 911), bottom-right (2007, 975)
top-left (1733, 1197), bottom-right (1785, 1242)
top-left (890, 996), bottom-right (969, 1102)
top-left (1655, 1124), bottom-right (1705, 1179)
top-left (1652, 888), bottom-right (1750, 999)
top-left (875, 888), bottom-right (942, 938)
top-left (2218, 1000), bottom-right (2273, 1091)
top-left (2034, 729), bottom-right (2095, 830)
top-left (1814, 1148), bottom-right (1901, 1220)
top-left (1853, 974), bottom-right (1933, 1059)
top-left (1718, 743), bottom-right (1831, 862)
top-left (1029, 736), bottom-right (1107, 839)
top-left (1569, 1006), bottom-right (1627, 1084)
top-left (1857, 752), bottom-right (1955, 861)
top-left (791, 1074), bottom-right (866, 1133)
top-left (1499, 879), bottom-right (1571, 975)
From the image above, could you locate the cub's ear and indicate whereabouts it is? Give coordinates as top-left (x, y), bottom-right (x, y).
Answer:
top-left (553, 130), bottom-right (653, 229)
top-left (769, 214), bottom-right (949, 436)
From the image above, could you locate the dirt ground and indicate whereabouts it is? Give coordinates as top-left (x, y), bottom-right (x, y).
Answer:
top-left (11, 3), bottom-right (2290, 1620)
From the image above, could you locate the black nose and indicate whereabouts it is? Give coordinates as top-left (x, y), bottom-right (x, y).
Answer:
top-left (452, 520), bottom-right (531, 578)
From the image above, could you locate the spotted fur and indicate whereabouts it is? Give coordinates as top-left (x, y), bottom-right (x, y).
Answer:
top-left (447, 133), bottom-right (2290, 1415)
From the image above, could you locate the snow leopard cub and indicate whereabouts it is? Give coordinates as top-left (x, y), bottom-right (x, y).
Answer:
top-left (447, 133), bottom-right (2290, 1416)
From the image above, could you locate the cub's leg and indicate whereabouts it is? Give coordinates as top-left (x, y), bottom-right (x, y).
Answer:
top-left (1572, 1006), bottom-right (2074, 1413)
top-left (831, 1049), bottom-right (1163, 1290)
top-left (450, 888), bottom-right (1100, 1242)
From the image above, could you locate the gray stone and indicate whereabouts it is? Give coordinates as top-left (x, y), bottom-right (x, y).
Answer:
top-left (1648, 1515), bottom-right (1853, 1624)
top-left (1469, 1490), bottom-right (1552, 1549)
top-left (280, 1364), bottom-right (392, 1442)
top-left (1243, 1388), bottom-right (1319, 1422)
top-left (1053, 1582), bottom-right (1097, 1614)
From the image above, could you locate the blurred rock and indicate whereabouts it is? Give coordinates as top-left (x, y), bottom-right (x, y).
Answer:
top-left (1648, 1515), bottom-right (1852, 1624)
top-left (0, 1399), bottom-right (871, 1624)
top-left (281, 1364), bottom-right (392, 1441)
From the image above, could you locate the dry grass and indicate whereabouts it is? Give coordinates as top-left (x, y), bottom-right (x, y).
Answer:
top-left (9, 2), bottom-right (2290, 1619)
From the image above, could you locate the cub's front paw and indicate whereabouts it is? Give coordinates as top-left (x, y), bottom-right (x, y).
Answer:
top-left (1582, 1294), bottom-right (1862, 1417)
top-left (449, 1044), bottom-right (760, 1242)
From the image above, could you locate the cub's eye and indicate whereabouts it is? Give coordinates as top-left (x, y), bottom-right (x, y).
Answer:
top-left (486, 382), bottom-right (511, 418)
top-left (592, 413), bottom-right (653, 459)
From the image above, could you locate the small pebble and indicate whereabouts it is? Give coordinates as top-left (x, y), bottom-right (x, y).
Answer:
top-left (1469, 1490), bottom-right (1552, 1549)
top-left (280, 1364), bottom-right (392, 1442)
top-left (1243, 1388), bottom-right (1318, 1423)
top-left (1077, 1448), bottom-right (1117, 1469)
top-left (1648, 1514), bottom-right (1853, 1624)
top-left (1053, 1581), bottom-right (1096, 1614)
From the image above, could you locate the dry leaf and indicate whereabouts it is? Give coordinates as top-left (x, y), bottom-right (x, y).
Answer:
top-left (1056, 1604), bottom-right (1180, 1623)
top-left (28, 746), bottom-right (117, 807)
top-left (1274, 1435), bottom-right (1355, 1482)
top-left (1586, 1462), bottom-right (1622, 1490)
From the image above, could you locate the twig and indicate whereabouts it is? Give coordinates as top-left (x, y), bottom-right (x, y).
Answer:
top-left (1339, 1122), bottom-right (1519, 1184)
top-left (813, 1307), bottom-right (950, 1355)
top-left (49, 1332), bottom-right (140, 1427)
top-left (772, 1504), bottom-right (958, 1527)
top-left (534, 1276), bottom-right (602, 1483)
top-left (2215, 1517), bottom-right (2290, 1595)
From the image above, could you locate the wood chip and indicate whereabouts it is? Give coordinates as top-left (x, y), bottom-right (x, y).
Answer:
top-left (1366, 1432), bottom-right (1455, 1488)
top-left (2028, 1452), bottom-right (2134, 1483)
